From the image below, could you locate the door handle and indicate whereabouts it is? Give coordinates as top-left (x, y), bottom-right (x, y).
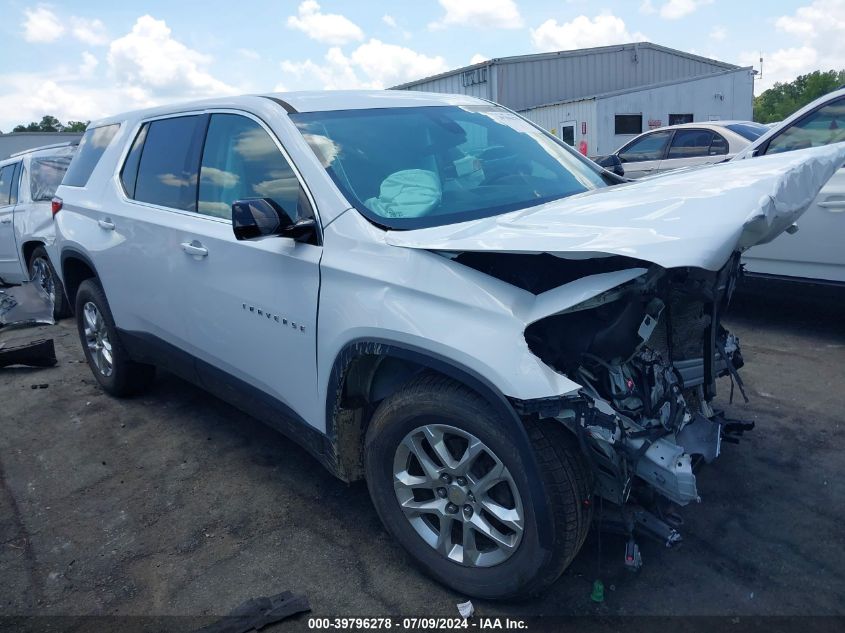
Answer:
top-left (0, 217), bottom-right (11, 224)
top-left (98, 218), bottom-right (115, 230)
top-left (181, 241), bottom-right (208, 257)
top-left (818, 198), bottom-right (845, 211)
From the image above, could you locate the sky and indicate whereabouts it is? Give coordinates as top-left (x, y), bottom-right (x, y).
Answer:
top-left (1, 0), bottom-right (843, 131)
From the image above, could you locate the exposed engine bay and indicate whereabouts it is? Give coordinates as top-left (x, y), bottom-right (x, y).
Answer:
top-left (512, 254), bottom-right (753, 554)
top-left (452, 251), bottom-right (755, 557)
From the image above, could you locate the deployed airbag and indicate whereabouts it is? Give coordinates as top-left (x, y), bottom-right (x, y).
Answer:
top-left (365, 169), bottom-right (441, 219)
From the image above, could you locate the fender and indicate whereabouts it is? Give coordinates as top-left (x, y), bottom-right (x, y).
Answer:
top-left (325, 338), bottom-right (554, 550)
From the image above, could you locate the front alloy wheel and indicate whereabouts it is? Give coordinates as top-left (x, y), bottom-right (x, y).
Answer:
top-left (393, 424), bottom-right (524, 567)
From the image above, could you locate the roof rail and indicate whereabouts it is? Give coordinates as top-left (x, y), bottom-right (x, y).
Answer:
top-left (8, 140), bottom-right (79, 159)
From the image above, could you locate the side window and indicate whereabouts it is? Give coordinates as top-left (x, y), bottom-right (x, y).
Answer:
top-left (134, 116), bottom-right (203, 211)
top-left (618, 131), bottom-right (672, 163)
top-left (765, 97), bottom-right (845, 155)
top-left (667, 129), bottom-right (715, 159)
top-left (30, 150), bottom-right (74, 201)
top-left (709, 133), bottom-right (728, 155)
top-left (120, 123), bottom-right (149, 198)
top-left (198, 114), bottom-right (312, 221)
top-left (63, 124), bottom-right (120, 187)
top-left (0, 164), bottom-right (17, 205)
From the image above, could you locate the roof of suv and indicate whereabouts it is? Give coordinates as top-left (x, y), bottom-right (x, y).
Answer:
top-left (86, 90), bottom-right (491, 128)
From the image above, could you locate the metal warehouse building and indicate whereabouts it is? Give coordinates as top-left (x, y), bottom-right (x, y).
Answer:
top-left (393, 42), bottom-right (754, 157)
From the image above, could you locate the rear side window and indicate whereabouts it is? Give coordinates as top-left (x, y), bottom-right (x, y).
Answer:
top-left (63, 124), bottom-right (120, 187)
top-left (667, 129), bottom-right (716, 159)
top-left (30, 148), bottom-right (74, 200)
top-left (120, 123), bottom-right (149, 198)
top-left (0, 163), bottom-right (16, 205)
top-left (132, 116), bottom-right (204, 211)
top-left (198, 114), bottom-right (311, 220)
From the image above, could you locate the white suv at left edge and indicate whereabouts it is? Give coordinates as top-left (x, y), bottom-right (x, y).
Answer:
top-left (52, 91), bottom-right (844, 598)
top-left (0, 143), bottom-right (76, 317)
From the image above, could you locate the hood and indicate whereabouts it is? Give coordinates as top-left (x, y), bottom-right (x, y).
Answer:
top-left (386, 143), bottom-right (845, 270)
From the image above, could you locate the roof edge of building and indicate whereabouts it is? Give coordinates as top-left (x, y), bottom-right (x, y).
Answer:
top-left (391, 42), bottom-right (739, 90)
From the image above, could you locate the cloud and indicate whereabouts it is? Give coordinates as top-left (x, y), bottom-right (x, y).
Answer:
top-left (709, 26), bottom-right (727, 41)
top-left (531, 14), bottom-right (645, 52)
top-left (79, 52), bottom-right (99, 77)
top-left (280, 39), bottom-right (448, 90)
top-left (286, 0), bottom-right (364, 45)
top-left (71, 17), bottom-right (109, 45)
top-left (237, 48), bottom-right (260, 60)
top-left (470, 53), bottom-right (488, 65)
top-left (107, 15), bottom-right (236, 98)
top-left (382, 15), bottom-right (397, 28)
top-left (430, 0), bottom-right (523, 30)
top-left (741, 0), bottom-right (845, 93)
top-left (640, 0), bottom-right (713, 19)
top-left (22, 6), bottom-right (64, 42)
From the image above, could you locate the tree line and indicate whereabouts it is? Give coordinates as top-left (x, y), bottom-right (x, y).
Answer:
top-left (754, 69), bottom-right (845, 123)
top-left (3, 115), bottom-right (89, 134)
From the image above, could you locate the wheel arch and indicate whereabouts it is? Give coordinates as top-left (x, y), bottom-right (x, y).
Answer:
top-left (60, 248), bottom-right (99, 314)
top-left (325, 338), bottom-right (553, 548)
top-left (21, 240), bottom-right (46, 271)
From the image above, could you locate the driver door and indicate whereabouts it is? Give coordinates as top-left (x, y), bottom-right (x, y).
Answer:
top-left (616, 130), bottom-right (672, 179)
top-left (177, 112), bottom-right (324, 428)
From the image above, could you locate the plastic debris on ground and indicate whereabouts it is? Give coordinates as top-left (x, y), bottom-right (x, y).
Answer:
top-left (0, 282), bottom-right (55, 330)
top-left (195, 590), bottom-right (310, 633)
top-left (1, 282), bottom-right (57, 370)
top-left (457, 600), bottom-right (474, 619)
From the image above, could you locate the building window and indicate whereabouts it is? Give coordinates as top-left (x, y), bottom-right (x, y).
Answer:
top-left (669, 113), bottom-right (694, 126)
top-left (615, 114), bottom-right (642, 135)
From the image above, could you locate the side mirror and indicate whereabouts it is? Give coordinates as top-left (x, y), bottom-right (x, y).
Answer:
top-left (596, 154), bottom-right (625, 177)
top-left (232, 198), bottom-right (316, 243)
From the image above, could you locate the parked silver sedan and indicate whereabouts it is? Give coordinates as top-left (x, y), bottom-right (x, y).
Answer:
top-left (597, 121), bottom-right (768, 179)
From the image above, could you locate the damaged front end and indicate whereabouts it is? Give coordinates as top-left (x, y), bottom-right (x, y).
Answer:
top-left (521, 255), bottom-right (751, 549)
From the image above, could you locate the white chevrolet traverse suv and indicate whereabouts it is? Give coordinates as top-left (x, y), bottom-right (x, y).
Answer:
top-left (53, 91), bottom-right (845, 598)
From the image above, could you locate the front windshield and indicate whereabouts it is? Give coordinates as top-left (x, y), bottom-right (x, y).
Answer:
top-left (291, 105), bottom-right (607, 230)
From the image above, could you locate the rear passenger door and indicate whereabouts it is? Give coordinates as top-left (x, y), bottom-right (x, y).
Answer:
top-left (177, 112), bottom-right (322, 427)
top-left (0, 162), bottom-right (24, 282)
top-left (98, 115), bottom-right (206, 373)
top-left (658, 129), bottom-right (728, 173)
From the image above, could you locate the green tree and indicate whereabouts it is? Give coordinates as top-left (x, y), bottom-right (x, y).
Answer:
top-left (754, 69), bottom-right (845, 123)
top-left (11, 115), bottom-right (90, 133)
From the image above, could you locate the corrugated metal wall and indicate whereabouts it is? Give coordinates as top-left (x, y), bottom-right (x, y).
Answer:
top-left (397, 44), bottom-right (735, 112)
top-left (594, 69), bottom-right (754, 154)
top-left (519, 69), bottom-right (753, 156)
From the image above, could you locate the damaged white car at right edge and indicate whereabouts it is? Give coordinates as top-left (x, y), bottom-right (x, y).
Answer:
top-left (53, 92), bottom-right (845, 600)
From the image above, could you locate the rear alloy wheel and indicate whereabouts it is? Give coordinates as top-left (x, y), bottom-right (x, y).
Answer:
top-left (75, 279), bottom-right (155, 397)
top-left (365, 373), bottom-right (592, 599)
top-left (28, 246), bottom-right (69, 319)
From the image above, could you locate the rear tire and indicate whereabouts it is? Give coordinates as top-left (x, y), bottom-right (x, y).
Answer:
top-left (28, 246), bottom-right (70, 319)
top-left (364, 373), bottom-right (591, 599)
top-left (75, 279), bottom-right (155, 397)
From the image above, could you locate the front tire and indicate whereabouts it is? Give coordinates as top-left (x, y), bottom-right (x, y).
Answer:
top-left (28, 246), bottom-right (70, 319)
top-left (364, 374), bottom-right (591, 599)
top-left (75, 279), bottom-right (155, 397)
